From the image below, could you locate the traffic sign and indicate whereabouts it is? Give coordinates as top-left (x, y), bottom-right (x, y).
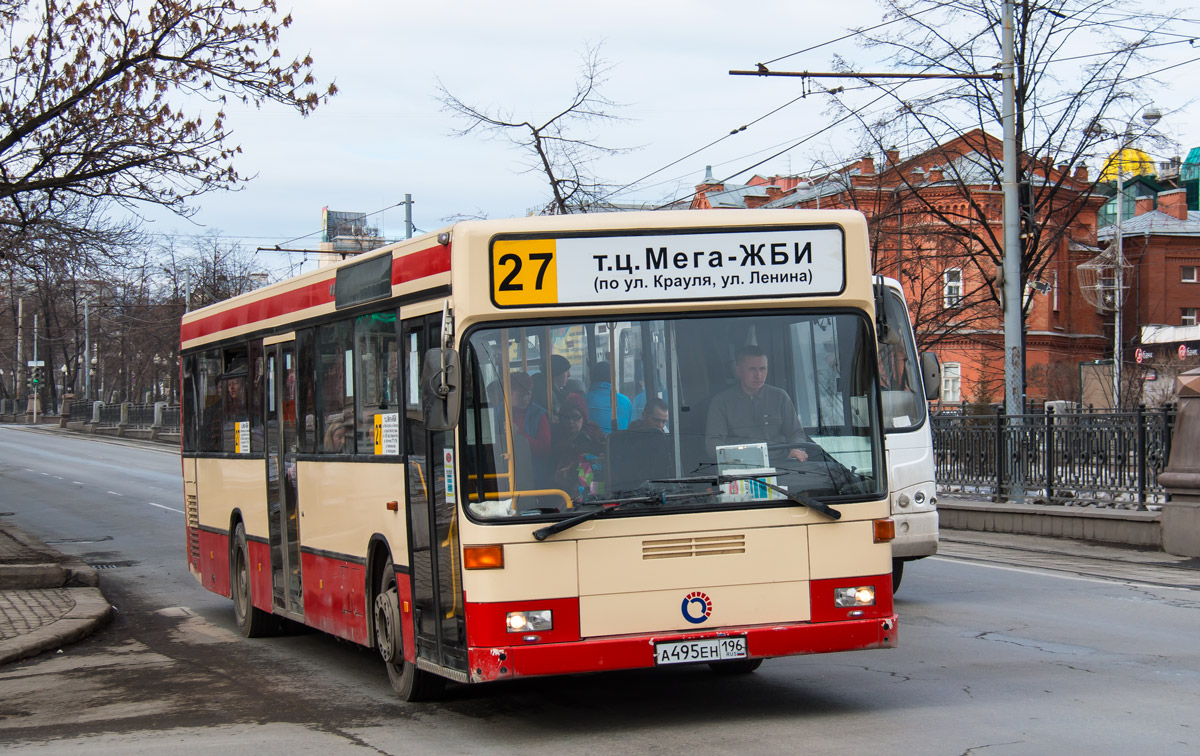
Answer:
top-left (26, 360), bottom-right (44, 367)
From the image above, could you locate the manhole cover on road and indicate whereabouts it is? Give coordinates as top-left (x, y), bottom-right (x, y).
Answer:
top-left (87, 560), bottom-right (137, 570)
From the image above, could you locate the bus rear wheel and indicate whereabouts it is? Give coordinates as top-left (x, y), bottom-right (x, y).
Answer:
top-left (232, 523), bottom-right (271, 638)
top-left (375, 557), bottom-right (444, 702)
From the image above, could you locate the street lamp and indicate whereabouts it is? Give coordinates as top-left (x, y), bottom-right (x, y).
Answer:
top-left (1109, 106), bottom-right (1162, 408)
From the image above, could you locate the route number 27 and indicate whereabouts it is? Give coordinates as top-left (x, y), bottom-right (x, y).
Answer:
top-left (491, 239), bottom-right (559, 306)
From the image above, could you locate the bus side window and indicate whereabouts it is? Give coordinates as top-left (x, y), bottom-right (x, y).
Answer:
top-left (249, 340), bottom-right (265, 454)
top-left (315, 320), bottom-right (354, 454)
top-left (355, 310), bottom-right (399, 455)
top-left (296, 328), bottom-right (317, 454)
top-left (198, 348), bottom-right (223, 453)
top-left (181, 354), bottom-right (199, 453)
top-left (221, 345), bottom-right (249, 454)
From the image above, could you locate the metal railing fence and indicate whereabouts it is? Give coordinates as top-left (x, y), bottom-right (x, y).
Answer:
top-left (127, 403), bottom-right (156, 429)
top-left (932, 405), bottom-right (1176, 506)
top-left (68, 400), bottom-right (92, 422)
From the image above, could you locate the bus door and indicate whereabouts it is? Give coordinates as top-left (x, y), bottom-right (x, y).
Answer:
top-left (402, 315), bottom-right (467, 673)
top-left (265, 339), bottom-right (303, 618)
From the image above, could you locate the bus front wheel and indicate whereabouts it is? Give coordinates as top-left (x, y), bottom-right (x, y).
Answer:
top-left (709, 658), bottom-right (763, 674)
top-left (232, 523), bottom-right (271, 638)
top-left (892, 559), bottom-right (905, 593)
top-left (375, 557), bottom-right (444, 702)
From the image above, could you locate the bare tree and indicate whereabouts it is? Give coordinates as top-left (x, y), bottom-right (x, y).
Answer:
top-left (834, 0), bottom-right (1183, 319)
top-left (0, 0), bottom-right (336, 255)
top-left (437, 44), bottom-right (629, 214)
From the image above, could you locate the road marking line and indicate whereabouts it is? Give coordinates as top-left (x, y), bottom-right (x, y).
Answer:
top-left (107, 491), bottom-right (124, 497)
top-left (72, 481), bottom-right (83, 485)
top-left (929, 555), bottom-right (1197, 592)
top-left (147, 502), bottom-right (184, 514)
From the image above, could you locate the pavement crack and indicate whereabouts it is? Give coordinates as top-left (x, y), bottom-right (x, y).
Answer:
top-left (318, 724), bottom-right (396, 755)
top-left (961, 742), bottom-right (1024, 755)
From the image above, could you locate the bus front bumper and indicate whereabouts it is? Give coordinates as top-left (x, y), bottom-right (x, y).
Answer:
top-left (467, 614), bottom-right (898, 682)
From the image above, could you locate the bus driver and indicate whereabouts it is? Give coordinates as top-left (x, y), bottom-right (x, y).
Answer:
top-left (705, 345), bottom-right (810, 463)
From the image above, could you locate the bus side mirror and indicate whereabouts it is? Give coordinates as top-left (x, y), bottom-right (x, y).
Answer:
top-left (421, 348), bottom-right (460, 431)
top-left (920, 352), bottom-right (942, 401)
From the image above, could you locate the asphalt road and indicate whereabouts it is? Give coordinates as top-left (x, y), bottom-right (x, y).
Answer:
top-left (1, 425), bottom-right (1198, 755)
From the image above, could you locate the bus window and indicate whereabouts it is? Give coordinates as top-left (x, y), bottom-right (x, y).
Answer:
top-left (197, 348), bottom-right (222, 453)
top-left (878, 287), bottom-right (926, 431)
top-left (315, 321), bottom-right (354, 454)
top-left (355, 310), bottom-right (399, 454)
top-left (462, 311), bottom-right (882, 522)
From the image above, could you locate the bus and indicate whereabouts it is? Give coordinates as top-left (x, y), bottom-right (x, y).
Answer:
top-left (875, 277), bottom-right (941, 591)
top-left (181, 209), bottom-right (900, 701)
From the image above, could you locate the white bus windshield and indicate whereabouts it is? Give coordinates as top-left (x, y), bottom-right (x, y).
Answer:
top-left (459, 310), bottom-right (884, 521)
top-left (878, 285), bottom-right (927, 432)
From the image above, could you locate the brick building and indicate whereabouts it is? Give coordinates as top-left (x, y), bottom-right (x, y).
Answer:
top-left (690, 129), bottom-right (1108, 406)
top-left (1097, 185), bottom-right (1200, 404)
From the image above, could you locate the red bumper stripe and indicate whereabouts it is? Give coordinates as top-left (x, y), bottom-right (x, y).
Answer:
top-left (467, 615), bottom-right (897, 682)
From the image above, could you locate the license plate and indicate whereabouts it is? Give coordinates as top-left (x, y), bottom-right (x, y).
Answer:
top-left (654, 636), bottom-right (748, 665)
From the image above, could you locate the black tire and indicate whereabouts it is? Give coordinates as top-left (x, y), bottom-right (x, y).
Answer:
top-left (708, 658), bottom-right (764, 675)
top-left (892, 558), bottom-right (905, 594)
top-left (232, 523), bottom-right (272, 638)
top-left (374, 557), bottom-right (445, 702)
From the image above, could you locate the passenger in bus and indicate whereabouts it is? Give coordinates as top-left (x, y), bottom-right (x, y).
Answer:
top-left (530, 354), bottom-right (575, 416)
top-left (705, 345), bottom-right (810, 462)
top-left (323, 411), bottom-right (350, 453)
top-left (551, 393), bottom-right (605, 501)
top-left (609, 398), bottom-right (673, 493)
top-left (508, 371), bottom-right (553, 483)
top-left (584, 361), bottom-right (632, 435)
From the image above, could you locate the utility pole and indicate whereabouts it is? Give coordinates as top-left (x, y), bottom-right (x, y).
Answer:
top-left (16, 297), bottom-right (24, 397)
top-left (1001, 0), bottom-right (1024, 501)
top-left (84, 300), bottom-right (90, 401)
top-left (32, 313), bottom-right (38, 424)
top-left (404, 194), bottom-right (414, 240)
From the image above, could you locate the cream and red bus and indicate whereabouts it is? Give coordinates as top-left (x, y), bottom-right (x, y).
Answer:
top-left (180, 209), bottom-right (898, 701)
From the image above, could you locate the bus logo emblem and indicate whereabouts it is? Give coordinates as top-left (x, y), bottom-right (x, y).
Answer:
top-left (681, 591), bottom-right (712, 624)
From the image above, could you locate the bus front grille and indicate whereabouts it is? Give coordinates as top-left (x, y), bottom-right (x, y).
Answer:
top-left (642, 534), bottom-right (746, 560)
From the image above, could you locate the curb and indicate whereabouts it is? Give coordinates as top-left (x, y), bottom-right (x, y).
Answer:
top-left (0, 520), bottom-right (112, 665)
top-left (0, 587), bottom-right (113, 665)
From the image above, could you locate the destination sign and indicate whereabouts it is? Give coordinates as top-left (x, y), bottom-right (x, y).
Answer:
top-left (489, 227), bottom-right (845, 307)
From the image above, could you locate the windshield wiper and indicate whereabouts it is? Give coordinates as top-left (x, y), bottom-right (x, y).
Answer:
top-left (532, 494), bottom-right (664, 541)
top-left (652, 474), bottom-right (842, 520)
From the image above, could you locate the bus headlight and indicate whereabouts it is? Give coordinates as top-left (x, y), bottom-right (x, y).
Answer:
top-left (506, 610), bottom-right (553, 632)
top-left (834, 586), bottom-right (876, 607)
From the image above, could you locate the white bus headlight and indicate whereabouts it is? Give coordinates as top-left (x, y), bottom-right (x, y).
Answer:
top-left (834, 586), bottom-right (876, 608)
top-left (506, 610), bottom-right (553, 633)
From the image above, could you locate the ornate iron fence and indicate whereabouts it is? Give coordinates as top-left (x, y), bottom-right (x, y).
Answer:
top-left (68, 400), bottom-right (92, 422)
top-left (127, 403), bottom-right (156, 428)
top-left (97, 403), bottom-right (122, 427)
top-left (932, 405), bottom-right (1177, 506)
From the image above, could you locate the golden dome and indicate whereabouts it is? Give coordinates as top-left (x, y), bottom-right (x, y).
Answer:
top-left (1099, 147), bottom-right (1155, 182)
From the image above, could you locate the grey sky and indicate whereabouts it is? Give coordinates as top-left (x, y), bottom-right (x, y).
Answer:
top-left (130, 1), bottom-right (1200, 272)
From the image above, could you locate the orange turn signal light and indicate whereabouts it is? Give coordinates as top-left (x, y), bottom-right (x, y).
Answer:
top-left (874, 518), bottom-right (896, 543)
top-left (464, 545), bottom-right (504, 570)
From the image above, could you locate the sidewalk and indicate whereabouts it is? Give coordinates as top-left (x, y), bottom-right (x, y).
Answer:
top-left (0, 517), bottom-right (112, 665)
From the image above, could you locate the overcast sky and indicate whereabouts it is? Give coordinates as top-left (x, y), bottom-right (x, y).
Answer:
top-left (131, 1), bottom-right (1200, 273)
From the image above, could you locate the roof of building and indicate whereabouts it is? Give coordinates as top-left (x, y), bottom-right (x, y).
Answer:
top-left (1097, 209), bottom-right (1200, 239)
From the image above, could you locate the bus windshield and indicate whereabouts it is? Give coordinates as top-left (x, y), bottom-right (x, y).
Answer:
top-left (877, 284), bottom-right (927, 432)
top-left (460, 310), bottom-right (884, 522)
